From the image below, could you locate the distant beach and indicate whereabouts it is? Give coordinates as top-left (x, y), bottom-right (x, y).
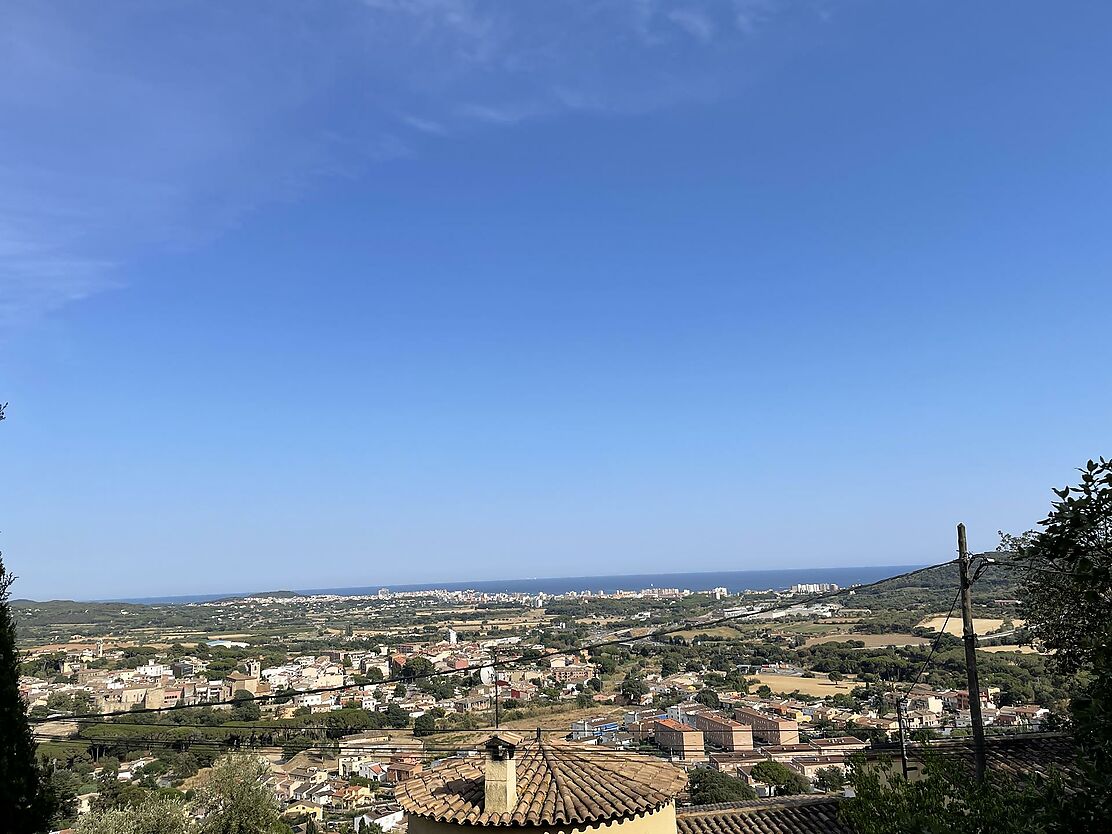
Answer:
top-left (115, 564), bottom-right (924, 604)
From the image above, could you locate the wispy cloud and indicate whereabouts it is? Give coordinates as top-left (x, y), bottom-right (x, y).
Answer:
top-left (402, 115), bottom-right (449, 135)
top-left (0, 0), bottom-right (804, 332)
top-left (667, 9), bottom-right (717, 42)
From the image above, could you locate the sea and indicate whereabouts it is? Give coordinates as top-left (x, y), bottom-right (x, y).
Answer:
top-left (116, 564), bottom-right (924, 605)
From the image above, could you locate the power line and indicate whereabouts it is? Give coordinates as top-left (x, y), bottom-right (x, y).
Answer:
top-left (901, 589), bottom-right (961, 694)
top-left (30, 560), bottom-right (956, 726)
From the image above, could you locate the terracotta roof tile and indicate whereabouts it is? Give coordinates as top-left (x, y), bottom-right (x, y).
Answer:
top-left (396, 741), bottom-right (687, 826)
top-left (677, 796), bottom-right (850, 834)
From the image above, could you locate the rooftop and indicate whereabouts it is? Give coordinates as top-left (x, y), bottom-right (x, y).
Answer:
top-left (677, 796), bottom-right (850, 834)
top-left (396, 740), bottom-right (687, 826)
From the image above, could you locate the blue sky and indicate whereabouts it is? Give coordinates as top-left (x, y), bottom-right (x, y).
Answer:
top-left (1, 1), bottom-right (1110, 600)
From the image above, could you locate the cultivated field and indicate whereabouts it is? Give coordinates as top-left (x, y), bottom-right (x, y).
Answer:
top-left (917, 616), bottom-right (1025, 637)
top-left (670, 625), bottom-right (745, 641)
top-left (979, 645), bottom-right (1042, 654)
top-left (804, 633), bottom-right (930, 648)
top-left (753, 673), bottom-right (856, 696)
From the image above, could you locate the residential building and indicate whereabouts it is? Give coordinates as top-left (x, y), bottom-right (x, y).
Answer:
top-left (397, 732), bottom-right (687, 834)
top-left (733, 706), bottom-right (800, 745)
top-left (654, 719), bottom-right (705, 761)
top-left (691, 711), bottom-right (753, 752)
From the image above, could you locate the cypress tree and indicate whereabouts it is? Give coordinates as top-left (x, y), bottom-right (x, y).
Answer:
top-left (0, 403), bottom-right (56, 832)
top-left (0, 555), bottom-right (56, 832)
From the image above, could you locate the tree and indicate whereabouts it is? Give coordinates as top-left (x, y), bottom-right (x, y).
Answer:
top-left (190, 752), bottom-right (282, 834)
top-left (694, 689), bottom-right (720, 709)
top-left (1009, 458), bottom-right (1112, 672)
top-left (814, 766), bottom-right (845, 792)
top-left (48, 768), bottom-right (81, 827)
top-left (78, 795), bottom-right (193, 834)
top-left (620, 674), bottom-right (648, 703)
top-left (841, 753), bottom-right (1059, 834)
top-left (386, 703), bottom-right (410, 728)
top-left (413, 713), bottom-right (437, 737)
top-left (828, 671), bottom-right (844, 684)
top-left (402, 657), bottom-right (434, 681)
top-left (230, 690), bottom-right (261, 722)
top-left (688, 768), bottom-right (756, 804)
top-left (367, 667), bottom-right (384, 683)
top-left (0, 546), bottom-right (58, 831)
top-left (750, 760), bottom-right (810, 796)
top-left (1007, 457), bottom-right (1112, 830)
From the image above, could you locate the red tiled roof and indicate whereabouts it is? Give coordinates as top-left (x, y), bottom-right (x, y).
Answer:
top-left (396, 741), bottom-right (686, 826)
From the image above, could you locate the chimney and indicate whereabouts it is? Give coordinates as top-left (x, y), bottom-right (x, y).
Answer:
top-left (482, 732), bottom-right (522, 814)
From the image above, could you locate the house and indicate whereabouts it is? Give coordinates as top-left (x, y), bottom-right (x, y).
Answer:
top-left (571, 717), bottom-right (620, 740)
top-left (397, 732), bottom-right (687, 834)
top-left (791, 754), bottom-right (848, 781)
top-left (552, 664), bottom-right (595, 684)
top-left (283, 801), bottom-right (324, 821)
top-left (388, 759), bottom-right (423, 784)
top-left (810, 736), bottom-right (867, 756)
top-left (334, 783), bottom-right (375, 809)
top-left (355, 806), bottom-right (406, 832)
top-left (708, 753), bottom-right (767, 777)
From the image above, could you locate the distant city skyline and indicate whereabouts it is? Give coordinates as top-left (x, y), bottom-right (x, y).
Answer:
top-left (2, 1), bottom-right (1111, 600)
top-left (80, 564), bottom-right (919, 605)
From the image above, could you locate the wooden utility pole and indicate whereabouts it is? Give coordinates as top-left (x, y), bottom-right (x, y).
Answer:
top-left (957, 523), bottom-right (987, 782)
top-left (895, 685), bottom-right (910, 780)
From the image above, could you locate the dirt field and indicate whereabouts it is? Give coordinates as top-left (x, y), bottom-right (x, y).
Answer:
top-left (753, 673), bottom-right (856, 696)
top-left (917, 616), bottom-right (1026, 637)
top-left (979, 645), bottom-right (1042, 654)
top-left (804, 633), bottom-right (930, 648)
top-left (670, 625), bottom-right (745, 641)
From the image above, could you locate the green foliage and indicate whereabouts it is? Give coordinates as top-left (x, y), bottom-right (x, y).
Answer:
top-left (841, 755), bottom-right (1061, 834)
top-left (191, 752), bottom-right (283, 834)
top-left (230, 691), bottom-right (261, 722)
top-left (694, 688), bottom-right (721, 708)
top-left (619, 673), bottom-right (648, 702)
top-left (77, 795), bottom-right (193, 834)
top-left (386, 703), bottom-right (410, 728)
top-left (814, 766), bottom-right (845, 792)
top-left (750, 761), bottom-right (810, 795)
top-left (402, 656), bottom-right (435, 680)
top-left (1012, 458), bottom-right (1112, 673)
top-left (1008, 458), bottom-right (1112, 829)
top-left (413, 713), bottom-right (437, 736)
top-left (687, 768), bottom-right (756, 804)
top-left (0, 552), bottom-right (58, 832)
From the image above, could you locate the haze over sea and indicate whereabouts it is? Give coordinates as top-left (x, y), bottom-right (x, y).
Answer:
top-left (115, 564), bottom-right (924, 605)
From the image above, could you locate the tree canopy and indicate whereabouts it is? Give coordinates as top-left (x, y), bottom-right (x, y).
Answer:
top-left (688, 768), bottom-right (756, 804)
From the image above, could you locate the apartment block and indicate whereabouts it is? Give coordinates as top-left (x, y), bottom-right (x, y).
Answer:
top-left (733, 706), bottom-right (800, 745)
top-left (692, 711), bottom-right (754, 752)
top-left (653, 718), bottom-right (705, 760)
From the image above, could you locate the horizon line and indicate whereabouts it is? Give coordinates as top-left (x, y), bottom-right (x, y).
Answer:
top-left (19, 562), bottom-right (930, 606)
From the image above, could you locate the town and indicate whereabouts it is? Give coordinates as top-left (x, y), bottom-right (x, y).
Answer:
top-left (18, 565), bottom-right (1062, 831)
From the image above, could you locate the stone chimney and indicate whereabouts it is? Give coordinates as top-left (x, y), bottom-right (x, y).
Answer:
top-left (482, 732), bottom-right (523, 814)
